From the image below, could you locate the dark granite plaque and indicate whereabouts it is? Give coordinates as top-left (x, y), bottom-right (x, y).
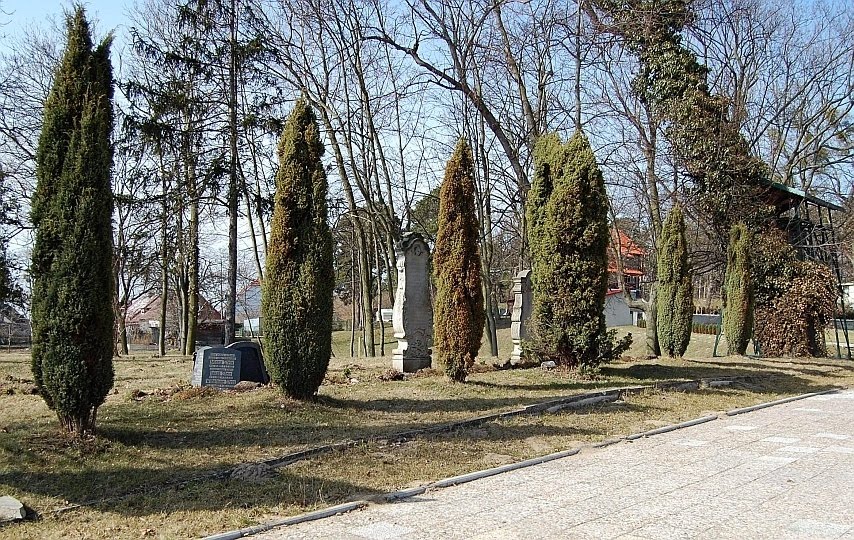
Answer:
top-left (191, 346), bottom-right (242, 389)
top-left (226, 341), bottom-right (269, 384)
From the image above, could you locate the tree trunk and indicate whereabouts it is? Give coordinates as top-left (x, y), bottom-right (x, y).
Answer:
top-left (184, 118), bottom-right (199, 353)
top-left (350, 234), bottom-right (357, 357)
top-left (359, 235), bottom-right (375, 356)
top-left (374, 231), bottom-right (386, 356)
top-left (483, 280), bottom-right (499, 357)
top-left (647, 284), bottom-right (661, 357)
top-left (159, 262), bottom-right (168, 356)
top-left (479, 136), bottom-right (499, 357)
top-left (58, 407), bottom-right (96, 436)
top-left (314, 105), bottom-right (375, 357)
top-left (186, 193), bottom-right (199, 354)
top-left (117, 314), bottom-right (129, 356)
top-left (224, 0), bottom-right (239, 346)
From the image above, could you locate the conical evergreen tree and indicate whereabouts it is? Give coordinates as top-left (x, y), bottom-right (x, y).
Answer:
top-left (724, 223), bottom-right (753, 355)
top-left (31, 7), bottom-right (115, 435)
top-left (262, 98), bottom-right (334, 399)
top-left (527, 131), bottom-right (631, 368)
top-left (656, 205), bottom-right (693, 357)
top-left (433, 140), bottom-right (484, 382)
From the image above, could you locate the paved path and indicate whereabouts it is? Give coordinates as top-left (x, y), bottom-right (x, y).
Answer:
top-left (257, 390), bottom-right (854, 540)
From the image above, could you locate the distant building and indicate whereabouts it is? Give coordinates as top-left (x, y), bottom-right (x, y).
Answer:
top-left (0, 303), bottom-right (30, 345)
top-left (236, 279), bottom-right (262, 325)
top-left (605, 291), bottom-right (643, 327)
top-left (125, 294), bottom-right (224, 347)
top-left (841, 283), bottom-right (854, 309)
top-left (234, 279), bottom-right (362, 334)
top-left (608, 228), bottom-right (646, 295)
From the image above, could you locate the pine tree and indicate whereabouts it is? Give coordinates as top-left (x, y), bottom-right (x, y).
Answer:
top-left (31, 7), bottom-right (115, 435)
top-left (723, 223), bottom-right (753, 355)
top-left (433, 140), bottom-right (484, 382)
top-left (262, 98), bottom-right (334, 399)
top-left (527, 131), bottom-right (631, 369)
top-left (656, 206), bottom-right (693, 357)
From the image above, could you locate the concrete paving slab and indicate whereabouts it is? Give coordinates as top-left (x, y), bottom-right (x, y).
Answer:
top-left (251, 390), bottom-right (854, 540)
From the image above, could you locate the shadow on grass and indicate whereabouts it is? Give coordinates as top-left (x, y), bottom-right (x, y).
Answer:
top-left (98, 409), bottom-right (615, 451)
top-left (314, 391), bottom-right (616, 413)
top-left (464, 378), bottom-right (613, 393)
top-left (599, 362), bottom-right (839, 386)
top-left (464, 363), bottom-right (826, 395)
top-left (686, 358), bottom-right (854, 376)
top-left (0, 413), bottom-right (618, 518)
top-left (0, 465), bottom-right (382, 519)
top-left (0, 399), bottom-right (654, 518)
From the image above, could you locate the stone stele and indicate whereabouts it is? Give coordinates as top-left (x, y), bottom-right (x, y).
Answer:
top-left (510, 269), bottom-right (533, 365)
top-left (392, 232), bottom-right (433, 372)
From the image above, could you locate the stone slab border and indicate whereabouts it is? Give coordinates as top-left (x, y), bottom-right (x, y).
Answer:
top-left (724, 389), bottom-right (836, 416)
top-left (203, 383), bottom-right (841, 540)
top-left (47, 375), bottom-right (767, 517)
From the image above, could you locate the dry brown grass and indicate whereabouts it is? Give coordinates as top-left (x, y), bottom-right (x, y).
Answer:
top-left (2, 327), bottom-right (853, 538)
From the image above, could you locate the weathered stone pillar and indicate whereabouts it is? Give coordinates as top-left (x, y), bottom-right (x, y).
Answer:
top-left (510, 269), bottom-right (533, 365)
top-left (392, 233), bottom-right (433, 372)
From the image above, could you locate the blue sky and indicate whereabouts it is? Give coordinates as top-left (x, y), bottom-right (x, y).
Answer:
top-left (2, 0), bottom-right (128, 39)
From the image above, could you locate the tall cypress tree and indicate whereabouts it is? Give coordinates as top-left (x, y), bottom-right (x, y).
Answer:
top-left (724, 223), bottom-right (754, 355)
top-left (433, 140), bottom-right (484, 382)
top-left (262, 98), bottom-right (333, 399)
top-left (656, 205), bottom-right (693, 357)
top-left (31, 7), bottom-right (115, 435)
top-left (527, 131), bottom-right (631, 368)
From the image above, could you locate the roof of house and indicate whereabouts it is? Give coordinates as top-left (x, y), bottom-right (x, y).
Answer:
top-left (612, 228), bottom-right (646, 257)
top-left (607, 266), bottom-right (644, 276)
top-left (234, 278), bottom-right (369, 323)
top-left (127, 295), bottom-right (223, 324)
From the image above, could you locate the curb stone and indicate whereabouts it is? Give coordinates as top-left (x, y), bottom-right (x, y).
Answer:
top-left (725, 388), bottom-right (837, 415)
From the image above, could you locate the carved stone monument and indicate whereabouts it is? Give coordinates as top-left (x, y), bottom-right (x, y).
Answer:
top-left (191, 346), bottom-right (242, 389)
top-left (510, 269), bottom-right (533, 365)
top-left (392, 233), bottom-right (433, 372)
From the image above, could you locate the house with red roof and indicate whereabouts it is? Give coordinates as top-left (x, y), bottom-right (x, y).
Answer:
top-left (608, 228), bottom-right (647, 295)
top-left (125, 294), bottom-right (225, 347)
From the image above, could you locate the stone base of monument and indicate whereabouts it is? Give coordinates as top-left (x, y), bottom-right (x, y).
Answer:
top-left (392, 353), bottom-right (431, 373)
top-left (510, 343), bottom-right (524, 365)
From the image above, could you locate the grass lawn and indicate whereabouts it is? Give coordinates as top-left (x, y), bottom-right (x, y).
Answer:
top-left (2, 326), bottom-right (853, 539)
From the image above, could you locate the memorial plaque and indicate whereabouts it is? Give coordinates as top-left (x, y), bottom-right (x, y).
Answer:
top-left (191, 346), bottom-right (242, 389)
top-left (226, 341), bottom-right (269, 384)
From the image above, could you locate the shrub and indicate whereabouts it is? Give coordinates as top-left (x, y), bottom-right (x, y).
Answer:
top-left (433, 140), bottom-right (484, 382)
top-left (262, 98), bottom-right (334, 399)
top-left (656, 205), bottom-right (693, 357)
top-left (30, 8), bottom-right (115, 435)
top-left (753, 228), bottom-right (835, 357)
top-left (526, 131), bottom-right (631, 368)
top-left (723, 223), bottom-right (754, 355)
top-left (755, 261), bottom-right (835, 357)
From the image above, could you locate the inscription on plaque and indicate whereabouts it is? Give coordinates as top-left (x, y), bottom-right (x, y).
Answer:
top-left (191, 347), bottom-right (242, 389)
